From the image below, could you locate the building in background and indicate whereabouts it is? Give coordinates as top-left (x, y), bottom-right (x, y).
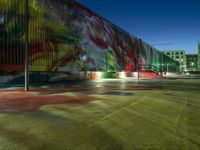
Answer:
top-left (0, 0), bottom-right (179, 84)
top-left (186, 54), bottom-right (198, 72)
top-left (162, 50), bottom-right (186, 73)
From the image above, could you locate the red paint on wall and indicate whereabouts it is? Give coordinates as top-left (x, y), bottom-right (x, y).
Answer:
top-left (0, 65), bottom-right (24, 72)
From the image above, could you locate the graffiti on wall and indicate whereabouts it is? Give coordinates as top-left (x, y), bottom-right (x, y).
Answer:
top-left (0, 0), bottom-right (178, 75)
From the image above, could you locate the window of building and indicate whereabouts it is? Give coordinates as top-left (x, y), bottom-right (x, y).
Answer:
top-left (176, 56), bottom-right (179, 59)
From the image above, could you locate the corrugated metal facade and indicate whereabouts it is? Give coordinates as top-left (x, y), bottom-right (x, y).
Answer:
top-left (0, 0), bottom-right (179, 75)
top-left (0, 0), bottom-right (26, 71)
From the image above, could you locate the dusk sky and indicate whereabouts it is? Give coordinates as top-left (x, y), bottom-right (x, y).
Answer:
top-left (77, 0), bottom-right (200, 54)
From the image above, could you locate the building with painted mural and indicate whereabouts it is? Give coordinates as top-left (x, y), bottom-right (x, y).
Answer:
top-left (0, 0), bottom-right (178, 84)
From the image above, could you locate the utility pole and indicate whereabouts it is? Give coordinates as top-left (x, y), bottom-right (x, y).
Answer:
top-left (25, 0), bottom-right (29, 91)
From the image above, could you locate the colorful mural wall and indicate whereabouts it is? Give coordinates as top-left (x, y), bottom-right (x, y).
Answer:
top-left (0, 0), bottom-right (178, 82)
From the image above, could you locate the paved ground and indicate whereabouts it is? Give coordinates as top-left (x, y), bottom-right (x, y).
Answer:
top-left (0, 79), bottom-right (200, 150)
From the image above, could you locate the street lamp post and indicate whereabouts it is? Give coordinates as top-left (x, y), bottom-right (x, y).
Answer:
top-left (137, 57), bottom-right (140, 80)
top-left (137, 39), bottom-right (141, 80)
top-left (161, 54), bottom-right (164, 77)
top-left (25, 0), bottom-right (29, 91)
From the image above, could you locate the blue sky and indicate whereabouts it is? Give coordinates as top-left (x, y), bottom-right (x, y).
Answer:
top-left (77, 0), bottom-right (200, 54)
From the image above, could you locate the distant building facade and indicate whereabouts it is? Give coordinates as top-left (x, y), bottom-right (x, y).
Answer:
top-left (186, 54), bottom-right (198, 72)
top-left (162, 50), bottom-right (186, 73)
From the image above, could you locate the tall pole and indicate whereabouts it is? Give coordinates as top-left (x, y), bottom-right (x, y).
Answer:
top-left (137, 57), bottom-right (140, 80)
top-left (161, 54), bottom-right (164, 77)
top-left (137, 39), bottom-right (141, 80)
top-left (25, 0), bottom-right (29, 91)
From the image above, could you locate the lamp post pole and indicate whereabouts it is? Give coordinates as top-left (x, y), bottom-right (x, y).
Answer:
top-left (137, 39), bottom-right (141, 80)
top-left (161, 54), bottom-right (164, 77)
top-left (25, 0), bottom-right (29, 91)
